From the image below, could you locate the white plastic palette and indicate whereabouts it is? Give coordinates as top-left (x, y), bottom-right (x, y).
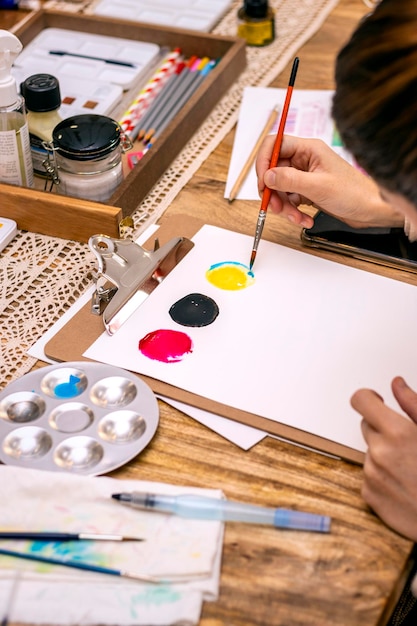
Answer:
top-left (0, 362), bottom-right (159, 476)
top-left (92, 0), bottom-right (234, 32)
top-left (13, 28), bottom-right (161, 91)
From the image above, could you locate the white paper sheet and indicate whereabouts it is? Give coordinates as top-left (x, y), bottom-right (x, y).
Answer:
top-left (85, 224), bottom-right (417, 454)
top-left (157, 395), bottom-right (266, 450)
top-left (225, 87), bottom-right (355, 201)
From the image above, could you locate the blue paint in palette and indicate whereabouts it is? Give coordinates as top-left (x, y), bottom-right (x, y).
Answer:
top-left (54, 374), bottom-right (82, 399)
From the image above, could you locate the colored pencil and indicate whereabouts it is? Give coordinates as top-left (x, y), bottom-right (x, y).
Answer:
top-left (0, 548), bottom-right (159, 583)
top-left (142, 56), bottom-right (207, 143)
top-left (228, 105), bottom-right (280, 203)
top-left (131, 56), bottom-right (196, 142)
top-left (119, 47), bottom-right (182, 135)
top-left (0, 531), bottom-right (143, 542)
top-left (249, 57), bottom-right (299, 270)
top-left (144, 58), bottom-right (217, 145)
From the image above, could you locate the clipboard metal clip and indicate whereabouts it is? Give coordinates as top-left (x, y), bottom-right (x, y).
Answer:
top-left (88, 234), bottom-right (194, 336)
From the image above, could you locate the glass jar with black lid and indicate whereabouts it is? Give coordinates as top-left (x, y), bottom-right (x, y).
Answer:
top-left (48, 114), bottom-right (128, 202)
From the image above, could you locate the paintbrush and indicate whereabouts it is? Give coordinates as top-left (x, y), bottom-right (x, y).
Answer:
top-left (249, 57), bottom-right (299, 270)
top-left (0, 548), bottom-right (159, 584)
top-left (0, 532), bottom-right (143, 542)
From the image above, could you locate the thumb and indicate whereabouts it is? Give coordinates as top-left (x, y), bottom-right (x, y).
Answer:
top-left (392, 376), bottom-right (417, 425)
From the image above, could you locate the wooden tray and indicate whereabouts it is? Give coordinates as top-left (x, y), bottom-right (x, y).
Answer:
top-left (4, 9), bottom-right (246, 242)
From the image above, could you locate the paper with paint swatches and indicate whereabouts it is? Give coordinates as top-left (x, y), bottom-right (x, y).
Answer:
top-left (85, 223), bottom-right (417, 455)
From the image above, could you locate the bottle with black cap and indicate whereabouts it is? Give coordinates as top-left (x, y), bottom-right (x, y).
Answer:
top-left (237, 0), bottom-right (275, 47)
top-left (21, 73), bottom-right (62, 178)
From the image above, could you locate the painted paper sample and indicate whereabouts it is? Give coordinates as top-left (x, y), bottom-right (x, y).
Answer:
top-left (85, 225), bottom-right (417, 453)
top-left (0, 465), bottom-right (223, 625)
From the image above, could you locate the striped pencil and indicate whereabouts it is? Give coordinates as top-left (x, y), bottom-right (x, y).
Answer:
top-left (119, 47), bottom-right (182, 130)
top-left (141, 56), bottom-right (207, 143)
top-left (131, 56), bottom-right (197, 142)
top-left (119, 47), bottom-right (182, 135)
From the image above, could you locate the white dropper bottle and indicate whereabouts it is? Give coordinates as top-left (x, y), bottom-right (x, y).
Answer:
top-left (0, 30), bottom-right (34, 188)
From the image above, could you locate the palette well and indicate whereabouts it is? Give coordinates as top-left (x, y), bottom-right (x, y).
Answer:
top-left (91, 0), bottom-right (234, 33)
top-left (0, 362), bottom-right (159, 475)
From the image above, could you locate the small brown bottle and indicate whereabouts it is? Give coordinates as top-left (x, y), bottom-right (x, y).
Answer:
top-left (237, 0), bottom-right (275, 47)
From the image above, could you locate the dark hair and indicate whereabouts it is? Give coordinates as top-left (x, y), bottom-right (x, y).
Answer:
top-left (332, 0), bottom-right (417, 206)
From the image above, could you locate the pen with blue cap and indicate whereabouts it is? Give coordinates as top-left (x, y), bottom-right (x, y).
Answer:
top-left (111, 492), bottom-right (331, 533)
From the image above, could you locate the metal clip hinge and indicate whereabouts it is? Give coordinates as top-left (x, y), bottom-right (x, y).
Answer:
top-left (88, 234), bottom-right (194, 335)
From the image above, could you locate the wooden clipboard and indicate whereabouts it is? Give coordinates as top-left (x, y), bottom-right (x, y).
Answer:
top-left (45, 213), bottom-right (364, 465)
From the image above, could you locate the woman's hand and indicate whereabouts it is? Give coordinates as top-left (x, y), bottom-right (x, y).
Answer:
top-left (256, 135), bottom-right (403, 229)
top-left (351, 377), bottom-right (417, 541)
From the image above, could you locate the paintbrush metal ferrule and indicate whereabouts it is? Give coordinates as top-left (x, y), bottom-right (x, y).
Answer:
top-left (249, 209), bottom-right (267, 270)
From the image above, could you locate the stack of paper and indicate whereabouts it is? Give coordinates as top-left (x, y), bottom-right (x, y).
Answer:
top-left (0, 466), bottom-right (224, 625)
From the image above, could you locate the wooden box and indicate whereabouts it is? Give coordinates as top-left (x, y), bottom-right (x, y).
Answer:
top-left (4, 9), bottom-right (246, 242)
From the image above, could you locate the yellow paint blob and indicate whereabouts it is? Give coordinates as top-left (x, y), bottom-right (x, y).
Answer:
top-left (205, 261), bottom-right (255, 291)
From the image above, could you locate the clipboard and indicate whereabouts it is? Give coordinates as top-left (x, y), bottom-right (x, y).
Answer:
top-left (45, 214), bottom-right (364, 465)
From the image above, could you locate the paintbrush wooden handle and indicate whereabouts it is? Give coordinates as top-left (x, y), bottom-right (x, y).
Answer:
top-left (260, 58), bottom-right (299, 212)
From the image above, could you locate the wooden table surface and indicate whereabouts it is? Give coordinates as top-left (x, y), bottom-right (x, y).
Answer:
top-left (5, 1), bottom-right (417, 625)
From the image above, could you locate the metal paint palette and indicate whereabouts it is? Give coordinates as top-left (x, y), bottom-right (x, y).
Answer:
top-left (0, 362), bottom-right (159, 475)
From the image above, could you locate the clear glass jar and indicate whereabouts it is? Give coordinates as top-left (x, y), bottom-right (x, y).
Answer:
top-left (50, 114), bottom-right (126, 202)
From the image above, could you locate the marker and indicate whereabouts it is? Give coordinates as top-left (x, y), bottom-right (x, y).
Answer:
top-left (111, 492), bottom-right (331, 532)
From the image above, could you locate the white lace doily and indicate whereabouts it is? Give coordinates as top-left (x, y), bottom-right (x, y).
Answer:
top-left (0, 0), bottom-right (340, 387)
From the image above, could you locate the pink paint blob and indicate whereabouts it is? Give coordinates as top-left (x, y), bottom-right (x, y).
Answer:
top-left (138, 329), bottom-right (193, 363)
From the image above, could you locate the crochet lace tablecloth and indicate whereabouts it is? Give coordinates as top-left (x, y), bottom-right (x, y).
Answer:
top-left (1, 0), bottom-right (340, 388)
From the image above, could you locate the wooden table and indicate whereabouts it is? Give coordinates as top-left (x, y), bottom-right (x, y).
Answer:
top-left (5, 1), bottom-right (416, 625)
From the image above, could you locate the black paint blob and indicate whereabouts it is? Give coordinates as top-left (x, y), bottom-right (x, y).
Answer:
top-left (169, 293), bottom-right (219, 327)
